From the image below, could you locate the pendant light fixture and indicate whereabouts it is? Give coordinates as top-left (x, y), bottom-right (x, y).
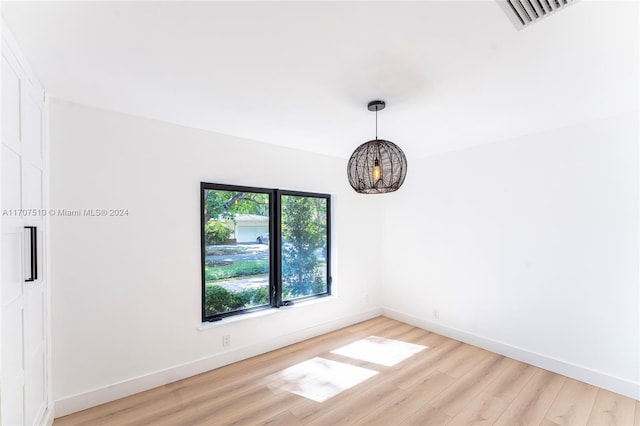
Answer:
top-left (347, 100), bottom-right (408, 194)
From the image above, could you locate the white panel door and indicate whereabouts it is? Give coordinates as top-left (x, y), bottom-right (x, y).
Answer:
top-left (1, 36), bottom-right (49, 426)
top-left (1, 46), bottom-right (27, 426)
top-left (1, 51), bottom-right (21, 153)
top-left (22, 81), bottom-right (47, 426)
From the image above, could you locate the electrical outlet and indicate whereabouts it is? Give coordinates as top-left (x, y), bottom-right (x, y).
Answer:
top-left (222, 334), bottom-right (231, 347)
top-left (433, 309), bottom-right (440, 319)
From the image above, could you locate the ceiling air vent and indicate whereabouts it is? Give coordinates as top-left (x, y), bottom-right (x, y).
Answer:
top-left (497, 0), bottom-right (578, 30)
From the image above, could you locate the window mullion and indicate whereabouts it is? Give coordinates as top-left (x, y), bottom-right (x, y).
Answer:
top-left (273, 189), bottom-right (282, 307)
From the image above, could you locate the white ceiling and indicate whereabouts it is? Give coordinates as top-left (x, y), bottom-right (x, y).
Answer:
top-left (2, 1), bottom-right (638, 159)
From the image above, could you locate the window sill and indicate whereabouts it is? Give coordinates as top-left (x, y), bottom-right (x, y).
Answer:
top-left (198, 295), bottom-right (338, 331)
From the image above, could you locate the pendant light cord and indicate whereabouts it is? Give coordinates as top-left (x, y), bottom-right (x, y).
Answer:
top-left (374, 107), bottom-right (381, 165)
top-left (375, 108), bottom-right (378, 139)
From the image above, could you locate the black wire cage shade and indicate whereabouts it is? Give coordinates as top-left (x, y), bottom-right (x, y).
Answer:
top-left (347, 139), bottom-right (407, 194)
top-left (347, 100), bottom-right (408, 194)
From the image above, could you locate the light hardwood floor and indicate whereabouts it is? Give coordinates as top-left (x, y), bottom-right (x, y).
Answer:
top-left (55, 317), bottom-right (639, 425)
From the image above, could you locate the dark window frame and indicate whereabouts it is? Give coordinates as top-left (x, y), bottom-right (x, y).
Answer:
top-left (201, 182), bottom-right (331, 322)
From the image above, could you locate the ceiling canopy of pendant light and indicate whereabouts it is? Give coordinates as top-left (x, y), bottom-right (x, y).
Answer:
top-left (347, 100), bottom-right (408, 194)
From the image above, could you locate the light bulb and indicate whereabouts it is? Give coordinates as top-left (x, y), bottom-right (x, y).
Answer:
top-left (373, 159), bottom-right (382, 181)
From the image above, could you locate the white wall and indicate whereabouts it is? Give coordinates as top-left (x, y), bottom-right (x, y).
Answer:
top-left (381, 113), bottom-right (639, 398)
top-left (49, 100), bottom-right (384, 415)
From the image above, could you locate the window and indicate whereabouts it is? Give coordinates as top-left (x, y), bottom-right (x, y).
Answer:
top-left (201, 183), bottom-right (331, 321)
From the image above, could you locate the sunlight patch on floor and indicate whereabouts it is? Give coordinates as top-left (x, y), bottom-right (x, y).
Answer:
top-left (267, 357), bottom-right (378, 402)
top-left (331, 336), bottom-right (427, 367)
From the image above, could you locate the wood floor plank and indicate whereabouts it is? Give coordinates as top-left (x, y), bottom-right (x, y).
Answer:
top-left (306, 382), bottom-right (400, 425)
top-left (424, 342), bottom-right (475, 376)
top-left (437, 345), bottom-right (489, 379)
top-left (53, 317), bottom-right (639, 426)
top-left (355, 371), bottom-right (457, 426)
top-left (389, 339), bottom-right (464, 391)
top-left (285, 360), bottom-right (394, 424)
top-left (541, 378), bottom-right (599, 426)
top-left (494, 368), bottom-right (565, 426)
top-left (482, 358), bottom-right (537, 402)
top-left (446, 391), bottom-right (508, 426)
top-left (399, 404), bottom-right (451, 426)
top-left (135, 386), bottom-right (278, 425)
top-left (211, 390), bottom-right (302, 426)
top-left (430, 352), bottom-right (506, 417)
top-left (587, 388), bottom-right (636, 426)
top-left (260, 410), bottom-right (302, 426)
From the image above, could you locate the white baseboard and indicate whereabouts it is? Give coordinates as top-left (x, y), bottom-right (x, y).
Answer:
top-left (54, 308), bottom-right (382, 418)
top-left (42, 405), bottom-right (55, 426)
top-left (382, 307), bottom-right (640, 400)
